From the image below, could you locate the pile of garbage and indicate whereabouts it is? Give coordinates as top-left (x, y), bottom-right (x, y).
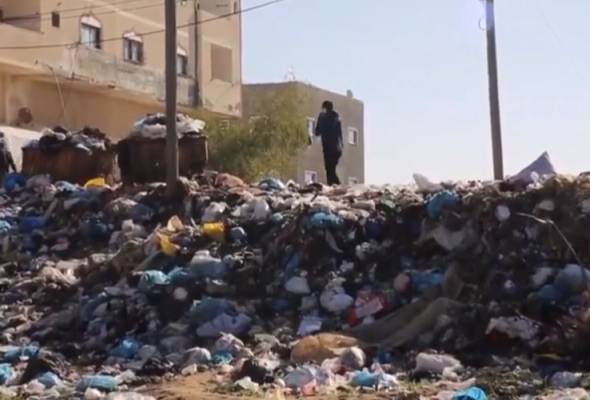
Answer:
top-left (1, 160), bottom-right (590, 398)
top-left (24, 126), bottom-right (113, 155)
top-left (128, 113), bottom-right (205, 140)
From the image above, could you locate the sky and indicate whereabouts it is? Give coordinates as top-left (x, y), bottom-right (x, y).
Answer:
top-left (242, 0), bottom-right (590, 184)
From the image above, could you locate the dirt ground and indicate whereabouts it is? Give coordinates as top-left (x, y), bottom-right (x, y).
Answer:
top-left (147, 373), bottom-right (402, 400)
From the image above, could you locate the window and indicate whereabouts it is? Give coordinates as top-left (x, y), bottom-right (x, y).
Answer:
top-left (123, 33), bottom-right (143, 64)
top-left (177, 54), bottom-right (188, 75)
top-left (348, 177), bottom-right (359, 185)
top-left (211, 44), bottom-right (233, 82)
top-left (348, 127), bottom-right (359, 145)
top-left (306, 118), bottom-right (315, 138)
top-left (80, 16), bottom-right (101, 49)
top-left (51, 12), bottom-right (60, 28)
top-left (304, 170), bottom-right (318, 185)
top-left (177, 47), bottom-right (188, 76)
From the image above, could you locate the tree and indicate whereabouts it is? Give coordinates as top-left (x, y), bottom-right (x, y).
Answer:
top-left (205, 85), bottom-right (308, 182)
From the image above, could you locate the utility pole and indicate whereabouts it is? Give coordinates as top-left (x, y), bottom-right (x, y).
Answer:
top-left (165, 0), bottom-right (179, 193)
top-left (485, 0), bottom-right (504, 180)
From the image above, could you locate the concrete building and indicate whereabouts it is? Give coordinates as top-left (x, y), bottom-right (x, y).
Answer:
top-left (0, 0), bottom-right (242, 138)
top-left (243, 81), bottom-right (365, 185)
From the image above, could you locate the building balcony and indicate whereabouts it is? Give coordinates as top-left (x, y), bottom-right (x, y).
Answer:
top-left (60, 45), bottom-right (197, 107)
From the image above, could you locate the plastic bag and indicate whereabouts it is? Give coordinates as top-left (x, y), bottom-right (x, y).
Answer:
top-left (158, 234), bottom-right (178, 256)
top-left (453, 386), bottom-right (488, 400)
top-left (77, 375), bottom-right (118, 391)
top-left (187, 251), bottom-right (228, 279)
top-left (202, 202), bottom-right (226, 223)
top-left (3, 173), bottom-right (26, 193)
top-left (427, 191), bottom-right (460, 219)
top-left (188, 297), bottom-right (234, 326)
top-left (203, 222), bottom-right (225, 242)
top-left (36, 371), bottom-right (62, 388)
top-left (0, 363), bottom-right (13, 384)
top-left (413, 173), bottom-right (443, 193)
top-left (19, 216), bottom-right (47, 234)
top-left (196, 313), bottom-right (252, 338)
top-left (285, 276), bottom-right (311, 295)
top-left (84, 177), bottom-right (107, 189)
top-left (2, 345), bottom-right (39, 362)
top-left (110, 338), bottom-right (142, 359)
top-left (138, 271), bottom-right (170, 292)
top-left (509, 152), bottom-right (556, 185)
top-left (415, 353), bottom-right (462, 375)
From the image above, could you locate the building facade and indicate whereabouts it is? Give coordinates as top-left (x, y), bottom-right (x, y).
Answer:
top-left (243, 81), bottom-right (365, 185)
top-left (0, 0), bottom-right (242, 138)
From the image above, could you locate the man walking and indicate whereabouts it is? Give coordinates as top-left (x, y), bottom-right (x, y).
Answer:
top-left (315, 100), bottom-right (343, 186)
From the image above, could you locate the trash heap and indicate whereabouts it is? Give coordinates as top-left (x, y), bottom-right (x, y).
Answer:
top-left (1, 164), bottom-right (590, 399)
top-left (25, 126), bottom-right (113, 155)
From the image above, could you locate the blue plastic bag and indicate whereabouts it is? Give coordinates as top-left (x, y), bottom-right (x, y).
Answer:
top-left (211, 351), bottom-right (233, 365)
top-left (19, 216), bottom-right (47, 234)
top-left (230, 226), bottom-right (248, 243)
top-left (2, 345), bottom-right (39, 362)
top-left (427, 190), bottom-right (460, 219)
top-left (55, 181), bottom-right (80, 194)
top-left (138, 270), bottom-right (170, 292)
top-left (0, 364), bottom-right (12, 384)
top-left (258, 178), bottom-right (286, 191)
top-left (77, 375), bottom-right (118, 391)
top-left (453, 386), bottom-right (487, 400)
top-left (110, 338), bottom-right (141, 359)
top-left (0, 220), bottom-right (12, 235)
top-left (307, 212), bottom-right (343, 230)
top-left (3, 173), bottom-right (26, 193)
top-left (351, 370), bottom-right (378, 387)
top-left (167, 267), bottom-right (192, 284)
top-left (284, 251), bottom-right (302, 279)
top-left (187, 252), bottom-right (228, 279)
top-left (80, 219), bottom-right (110, 240)
top-left (36, 371), bottom-right (62, 388)
top-left (413, 271), bottom-right (445, 293)
top-left (188, 297), bottom-right (233, 326)
top-left (130, 203), bottom-right (155, 222)
top-left (538, 284), bottom-right (564, 305)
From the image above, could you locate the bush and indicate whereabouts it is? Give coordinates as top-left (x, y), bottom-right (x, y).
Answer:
top-left (204, 86), bottom-right (308, 182)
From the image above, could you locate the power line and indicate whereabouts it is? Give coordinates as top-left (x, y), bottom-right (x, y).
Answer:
top-left (2, 0), bottom-right (154, 22)
top-left (56, 0), bottom-right (164, 22)
top-left (0, 0), bottom-right (287, 51)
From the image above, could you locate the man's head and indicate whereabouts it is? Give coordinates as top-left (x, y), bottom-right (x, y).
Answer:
top-left (322, 100), bottom-right (334, 113)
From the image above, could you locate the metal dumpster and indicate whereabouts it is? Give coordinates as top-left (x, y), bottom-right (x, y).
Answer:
top-left (117, 135), bottom-right (208, 184)
top-left (21, 146), bottom-right (116, 185)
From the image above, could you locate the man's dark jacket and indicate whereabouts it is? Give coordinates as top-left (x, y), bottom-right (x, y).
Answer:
top-left (315, 111), bottom-right (343, 154)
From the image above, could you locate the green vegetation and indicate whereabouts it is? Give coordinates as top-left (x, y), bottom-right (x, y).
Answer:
top-left (201, 86), bottom-right (308, 182)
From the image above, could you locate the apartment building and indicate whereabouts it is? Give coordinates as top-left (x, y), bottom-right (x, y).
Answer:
top-left (243, 81), bottom-right (365, 185)
top-left (0, 0), bottom-right (242, 138)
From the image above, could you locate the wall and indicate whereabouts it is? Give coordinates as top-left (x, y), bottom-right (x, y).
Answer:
top-left (0, 0), bottom-right (242, 120)
top-left (198, 0), bottom-right (242, 116)
top-left (0, 70), bottom-right (165, 138)
top-left (0, 0), bottom-right (42, 31)
top-left (242, 82), bottom-right (365, 184)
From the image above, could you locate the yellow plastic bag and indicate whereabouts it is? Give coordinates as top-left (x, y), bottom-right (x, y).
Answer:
top-left (166, 216), bottom-right (184, 232)
top-left (158, 234), bottom-right (178, 256)
top-left (202, 222), bottom-right (225, 242)
top-left (84, 177), bottom-right (106, 189)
